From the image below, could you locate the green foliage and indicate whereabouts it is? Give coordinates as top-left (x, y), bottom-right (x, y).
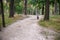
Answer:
top-left (3, 3), bottom-right (8, 10)
top-left (14, 0), bottom-right (23, 14)
top-left (14, 0), bottom-right (21, 3)
top-left (6, 0), bottom-right (10, 2)
top-left (6, 0), bottom-right (21, 3)
top-left (15, 5), bottom-right (23, 14)
top-left (29, 0), bottom-right (45, 9)
top-left (29, 0), bottom-right (36, 6)
top-left (6, 0), bottom-right (23, 14)
top-left (50, 0), bottom-right (54, 6)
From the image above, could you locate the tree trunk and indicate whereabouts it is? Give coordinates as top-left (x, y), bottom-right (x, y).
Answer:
top-left (44, 0), bottom-right (50, 20)
top-left (54, 0), bottom-right (58, 15)
top-left (9, 0), bottom-right (14, 18)
top-left (0, 0), bottom-right (5, 27)
top-left (59, 4), bottom-right (60, 15)
top-left (0, 3), bottom-right (1, 15)
top-left (24, 0), bottom-right (27, 15)
top-left (42, 4), bottom-right (44, 15)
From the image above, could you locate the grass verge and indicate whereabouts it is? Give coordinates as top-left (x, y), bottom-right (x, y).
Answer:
top-left (38, 15), bottom-right (60, 32)
top-left (0, 14), bottom-right (27, 27)
top-left (38, 15), bottom-right (60, 40)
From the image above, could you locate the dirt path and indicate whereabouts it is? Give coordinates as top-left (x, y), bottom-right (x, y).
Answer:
top-left (1, 15), bottom-right (56, 40)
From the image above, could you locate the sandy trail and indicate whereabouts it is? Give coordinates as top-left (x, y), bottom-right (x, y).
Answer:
top-left (1, 15), bottom-right (56, 40)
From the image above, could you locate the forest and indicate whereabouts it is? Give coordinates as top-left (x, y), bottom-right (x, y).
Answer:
top-left (0, 0), bottom-right (60, 40)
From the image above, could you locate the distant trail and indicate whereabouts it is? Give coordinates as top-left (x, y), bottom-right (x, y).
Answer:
top-left (2, 15), bottom-right (56, 40)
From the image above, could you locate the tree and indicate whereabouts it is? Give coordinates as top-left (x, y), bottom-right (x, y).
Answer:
top-left (59, 1), bottom-right (60, 15)
top-left (44, 0), bottom-right (50, 20)
top-left (50, 0), bottom-right (54, 15)
top-left (54, 0), bottom-right (58, 15)
top-left (40, 0), bottom-right (45, 15)
top-left (42, 3), bottom-right (44, 15)
top-left (0, 0), bottom-right (5, 27)
top-left (9, 0), bottom-right (14, 17)
top-left (24, 0), bottom-right (27, 15)
top-left (58, 0), bottom-right (60, 15)
top-left (0, 3), bottom-right (1, 15)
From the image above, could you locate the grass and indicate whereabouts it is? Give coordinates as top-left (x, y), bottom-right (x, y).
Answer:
top-left (0, 14), bottom-right (26, 27)
top-left (38, 15), bottom-right (60, 40)
top-left (0, 15), bottom-right (2, 27)
top-left (38, 15), bottom-right (60, 32)
top-left (55, 35), bottom-right (60, 40)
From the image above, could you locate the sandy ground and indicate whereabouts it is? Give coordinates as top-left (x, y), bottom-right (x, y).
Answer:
top-left (1, 15), bottom-right (56, 40)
